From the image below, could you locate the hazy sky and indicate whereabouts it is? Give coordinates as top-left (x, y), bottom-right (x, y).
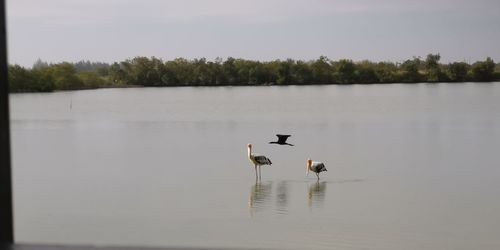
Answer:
top-left (7, 0), bottom-right (500, 67)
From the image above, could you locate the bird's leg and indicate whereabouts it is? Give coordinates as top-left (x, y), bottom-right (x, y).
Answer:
top-left (316, 173), bottom-right (319, 180)
top-left (254, 165), bottom-right (258, 179)
top-left (258, 166), bottom-right (262, 180)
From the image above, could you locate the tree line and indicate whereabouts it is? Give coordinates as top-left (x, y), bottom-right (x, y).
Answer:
top-left (8, 54), bottom-right (500, 92)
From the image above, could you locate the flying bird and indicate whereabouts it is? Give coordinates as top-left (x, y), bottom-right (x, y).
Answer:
top-left (269, 134), bottom-right (294, 146)
top-left (247, 144), bottom-right (272, 179)
top-left (306, 158), bottom-right (327, 180)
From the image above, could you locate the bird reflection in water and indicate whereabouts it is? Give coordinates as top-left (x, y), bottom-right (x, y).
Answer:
top-left (248, 180), bottom-right (272, 216)
top-left (275, 181), bottom-right (288, 214)
top-left (308, 181), bottom-right (327, 208)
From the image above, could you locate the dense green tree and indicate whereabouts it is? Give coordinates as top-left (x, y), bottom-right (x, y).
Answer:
top-left (49, 63), bottom-right (83, 90)
top-left (276, 59), bottom-right (295, 85)
top-left (222, 57), bottom-right (239, 84)
top-left (333, 59), bottom-right (357, 84)
top-left (247, 61), bottom-right (277, 85)
top-left (192, 58), bottom-right (213, 84)
top-left (373, 62), bottom-right (399, 83)
top-left (233, 59), bottom-right (253, 85)
top-left (77, 71), bottom-right (108, 88)
top-left (162, 60), bottom-right (180, 85)
top-left (31, 67), bottom-right (55, 92)
top-left (248, 62), bottom-right (265, 84)
top-left (9, 65), bottom-right (33, 91)
top-left (424, 54), bottom-right (444, 82)
top-left (292, 60), bottom-right (313, 84)
top-left (126, 57), bottom-right (163, 86)
top-left (311, 56), bottom-right (333, 84)
top-left (8, 55), bottom-right (500, 92)
top-left (400, 57), bottom-right (423, 82)
top-left (356, 61), bottom-right (380, 84)
top-left (471, 57), bottom-right (495, 82)
top-left (9, 65), bottom-right (55, 92)
top-left (207, 61), bottom-right (223, 85)
top-left (172, 58), bottom-right (196, 85)
top-left (495, 63), bottom-right (500, 81)
top-left (263, 61), bottom-right (279, 84)
top-left (446, 62), bottom-right (469, 82)
top-left (9, 64), bottom-right (56, 92)
top-left (108, 62), bottom-right (127, 85)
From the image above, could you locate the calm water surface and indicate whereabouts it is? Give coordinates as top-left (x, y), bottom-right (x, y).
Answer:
top-left (10, 83), bottom-right (500, 250)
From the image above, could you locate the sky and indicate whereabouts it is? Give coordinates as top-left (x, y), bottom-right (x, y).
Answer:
top-left (6, 0), bottom-right (500, 67)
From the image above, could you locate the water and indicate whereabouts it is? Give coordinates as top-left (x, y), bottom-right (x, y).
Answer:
top-left (10, 83), bottom-right (500, 250)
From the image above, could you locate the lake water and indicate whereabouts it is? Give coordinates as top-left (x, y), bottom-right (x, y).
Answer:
top-left (10, 83), bottom-right (500, 250)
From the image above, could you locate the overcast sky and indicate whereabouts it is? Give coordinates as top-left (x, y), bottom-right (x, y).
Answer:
top-left (6, 0), bottom-right (500, 67)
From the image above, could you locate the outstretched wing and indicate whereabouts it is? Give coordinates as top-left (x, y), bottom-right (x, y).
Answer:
top-left (276, 134), bottom-right (291, 138)
top-left (276, 134), bottom-right (291, 144)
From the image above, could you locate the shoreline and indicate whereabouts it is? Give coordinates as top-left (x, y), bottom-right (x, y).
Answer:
top-left (9, 81), bottom-right (500, 94)
top-left (9, 55), bottom-right (499, 93)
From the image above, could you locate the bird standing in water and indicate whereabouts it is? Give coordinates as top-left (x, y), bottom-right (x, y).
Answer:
top-left (269, 134), bottom-right (294, 146)
top-left (306, 158), bottom-right (327, 180)
top-left (247, 144), bottom-right (272, 180)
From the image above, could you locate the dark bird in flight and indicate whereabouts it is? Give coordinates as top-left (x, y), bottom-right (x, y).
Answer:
top-left (269, 134), bottom-right (294, 146)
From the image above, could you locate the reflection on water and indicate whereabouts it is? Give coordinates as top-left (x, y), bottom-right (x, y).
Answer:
top-left (308, 181), bottom-right (327, 208)
top-left (275, 181), bottom-right (288, 214)
top-left (333, 178), bottom-right (364, 184)
top-left (248, 179), bottom-right (328, 214)
top-left (248, 180), bottom-right (290, 215)
top-left (11, 84), bottom-right (500, 249)
top-left (248, 180), bottom-right (273, 216)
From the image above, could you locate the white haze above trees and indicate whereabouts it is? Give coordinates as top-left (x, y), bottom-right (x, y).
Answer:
top-left (7, 0), bottom-right (500, 67)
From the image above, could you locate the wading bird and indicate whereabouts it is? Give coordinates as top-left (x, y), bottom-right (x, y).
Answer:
top-left (247, 144), bottom-right (272, 179)
top-left (306, 158), bottom-right (327, 180)
top-left (269, 134), bottom-right (294, 146)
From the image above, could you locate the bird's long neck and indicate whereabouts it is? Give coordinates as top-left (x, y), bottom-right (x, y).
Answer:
top-left (247, 147), bottom-right (252, 159)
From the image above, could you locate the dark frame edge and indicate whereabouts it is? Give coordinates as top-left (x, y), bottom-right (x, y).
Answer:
top-left (0, 0), bottom-right (14, 244)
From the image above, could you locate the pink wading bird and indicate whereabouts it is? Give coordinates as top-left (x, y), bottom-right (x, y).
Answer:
top-left (247, 144), bottom-right (272, 180)
top-left (306, 158), bottom-right (327, 180)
